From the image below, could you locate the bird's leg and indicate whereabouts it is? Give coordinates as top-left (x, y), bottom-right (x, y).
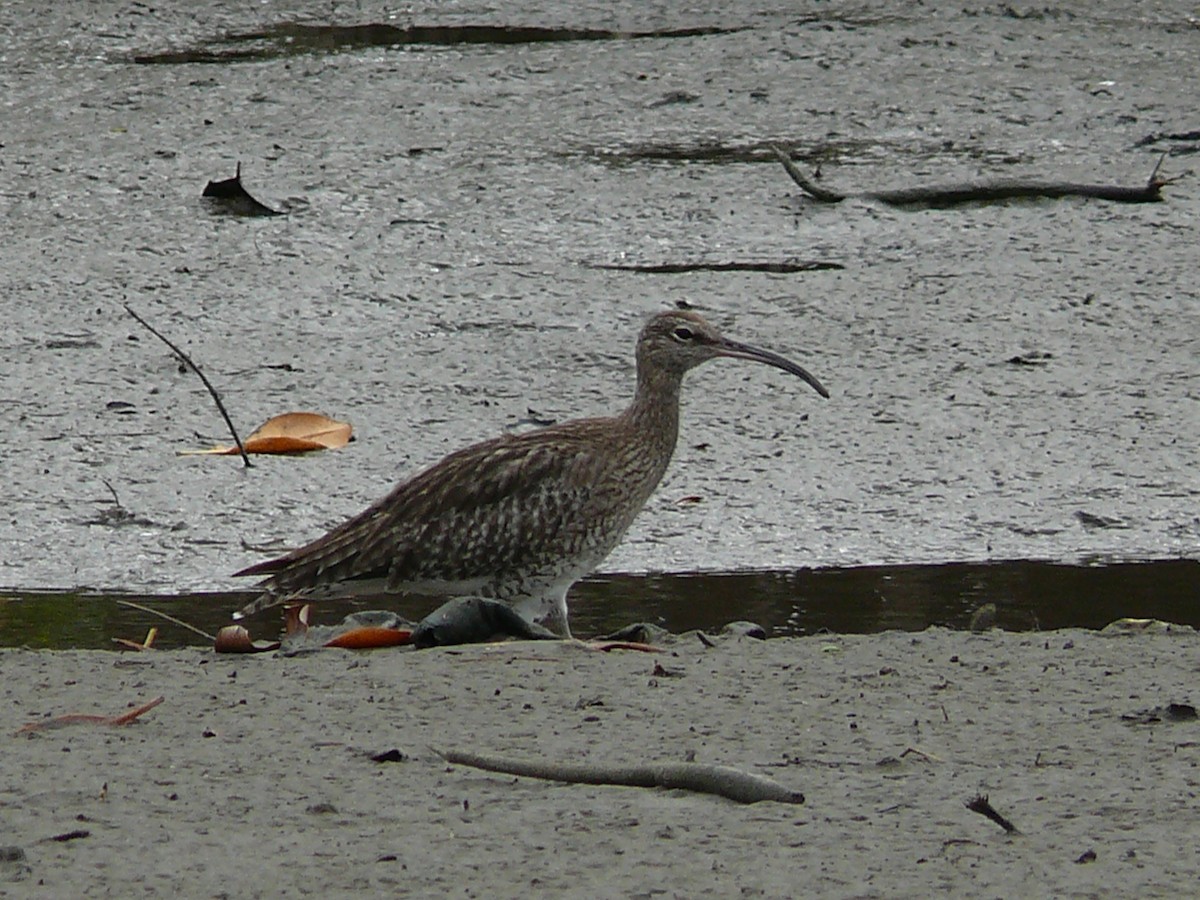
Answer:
top-left (555, 591), bottom-right (573, 640)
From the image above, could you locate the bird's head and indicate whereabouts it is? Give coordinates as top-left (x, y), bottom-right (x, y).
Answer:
top-left (636, 309), bottom-right (829, 398)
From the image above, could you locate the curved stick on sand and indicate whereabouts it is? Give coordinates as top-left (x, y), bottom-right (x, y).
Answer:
top-left (771, 145), bottom-right (847, 202)
top-left (432, 747), bottom-right (804, 804)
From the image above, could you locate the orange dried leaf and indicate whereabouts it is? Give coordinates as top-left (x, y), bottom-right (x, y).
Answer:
top-left (323, 627), bottom-right (414, 650)
top-left (244, 412), bottom-right (352, 448)
top-left (243, 435), bottom-right (334, 453)
top-left (179, 412), bottom-right (352, 456)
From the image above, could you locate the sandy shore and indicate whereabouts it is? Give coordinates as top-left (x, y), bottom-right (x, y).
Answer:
top-left (4, 627), bottom-right (1198, 897)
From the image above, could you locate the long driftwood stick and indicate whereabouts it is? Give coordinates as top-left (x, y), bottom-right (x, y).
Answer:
top-left (124, 304), bottom-right (252, 467)
top-left (771, 145), bottom-right (1177, 206)
top-left (433, 747), bottom-right (805, 804)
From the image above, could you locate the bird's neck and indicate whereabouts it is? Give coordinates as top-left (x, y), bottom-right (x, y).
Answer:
top-left (620, 362), bottom-right (684, 466)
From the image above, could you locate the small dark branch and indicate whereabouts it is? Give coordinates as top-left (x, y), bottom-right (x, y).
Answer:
top-left (124, 304), bottom-right (251, 468)
top-left (1149, 152), bottom-right (1167, 184)
top-left (899, 746), bottom-right (944, 763)
top-left (100, 478), bottom-right (123, 508)
top-left (965, 794), bottom-right (1018, 833)
top-left (1146, 152), bottom-right (1189, 192)
top-left (770, 145), bottom-right (847, 203)
top-left (42, 830), bottom-right (90, 843)
top-left (587, 260), bottom-right (843, 274)
top-left (433, 747), bottom-right (804, 804)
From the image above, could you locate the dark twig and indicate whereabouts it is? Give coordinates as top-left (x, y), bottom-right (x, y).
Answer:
top-left (965, 794), bottom-right (1018, 833)
top-left (100, 479), bottom-right (123, 508)
top-left (41, 830), bottom-right (90, 843)
top-left (587, 260), bottom-right (844, 274)
top-left (771, 145), bottom-right (847, 202)
top-left (900, 746), bottom-right (944, 763)
top-left (124, 304), bottom-right (251, 467)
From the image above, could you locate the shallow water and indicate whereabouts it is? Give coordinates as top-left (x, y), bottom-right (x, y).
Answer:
top-left (3, 558), bottom-right (1195, 650)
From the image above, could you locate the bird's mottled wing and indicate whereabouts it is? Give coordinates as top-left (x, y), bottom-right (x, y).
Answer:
top-left (235, 423), bottom-right (614, 612)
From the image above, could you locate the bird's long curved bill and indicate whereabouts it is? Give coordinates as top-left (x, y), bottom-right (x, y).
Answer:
top-left (717, 339), bottom-right (830, 399)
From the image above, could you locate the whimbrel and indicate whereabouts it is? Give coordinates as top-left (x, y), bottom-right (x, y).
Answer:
top-left (234, 310), bottom-right (829, 636)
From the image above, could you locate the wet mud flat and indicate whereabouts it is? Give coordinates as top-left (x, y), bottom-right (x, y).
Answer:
top-left (2, 1), bottom-right (1198, 598)
top-left (4, 627), bottom-right (1200, 896)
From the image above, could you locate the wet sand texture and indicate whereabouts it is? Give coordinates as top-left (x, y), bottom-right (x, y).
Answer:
top-left (5, 629), bottom-right (1200, 896)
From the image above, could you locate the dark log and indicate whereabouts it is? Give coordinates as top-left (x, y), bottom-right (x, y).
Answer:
top-left (772, 145), bottom-right (1178, 207)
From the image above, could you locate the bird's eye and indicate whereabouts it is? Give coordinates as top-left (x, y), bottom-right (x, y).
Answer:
top-left (671, 326), bottom-right (695, 342)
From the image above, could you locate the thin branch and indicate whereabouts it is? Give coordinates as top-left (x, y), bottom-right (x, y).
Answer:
top-left (586, 260), bottom-right (843, 274)
top-left (100, 478), bottom-right (123, 508)
top-left (770, 145), bottom-right (847, 202)
top-left (124, 304), bottom-right (251, 467)
top-left (1148, 151), bottom-right (1167, 184)
top-left (117, 599), bottom-right (216, 642)
top-left (900, 746), bottom-right (945, 763)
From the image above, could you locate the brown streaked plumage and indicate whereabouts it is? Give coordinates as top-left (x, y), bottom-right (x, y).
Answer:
top-left (233, 309), bottom-right (829, 636)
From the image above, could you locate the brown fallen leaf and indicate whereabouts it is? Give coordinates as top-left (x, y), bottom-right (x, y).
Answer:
top-left (214, 624), bottom-right (281, 653)
top-left (180, 412), bottom-right (352, 456)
